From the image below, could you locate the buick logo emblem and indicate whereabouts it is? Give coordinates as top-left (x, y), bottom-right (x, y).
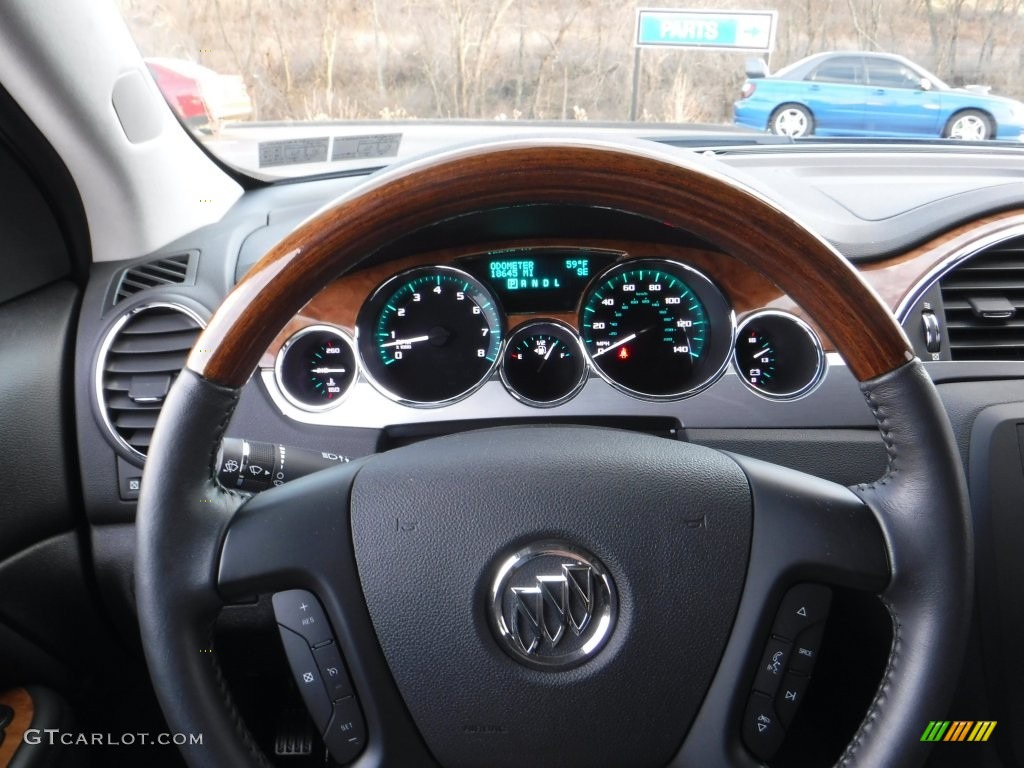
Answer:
top-left (489, 543), bottom-right (617, 669)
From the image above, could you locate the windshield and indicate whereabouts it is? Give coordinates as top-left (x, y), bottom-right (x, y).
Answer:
top-left (119, 1), bottom-right (1024, 180)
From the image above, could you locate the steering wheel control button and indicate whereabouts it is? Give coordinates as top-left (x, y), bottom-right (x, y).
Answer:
top-left (771, 583), bottom-right (832, 641)
top-left (789, 623), bottom-right (826, 676)
top-left (323, 697), bottom-right (367, 764)
top-left (753, 637), bottom-right (792, 696)
top-left (776, 673), bottom-right (811, 728)
top-left (489, 542), bottom-right (617, 670)
top-left (273, 589), bottom-right (333, 648)
top-left (313, 642), bottom-right (354, 702)
top-left (742, 692), bottom-right (785, 761)
top-left (278, 626), bottom-right (332, 732)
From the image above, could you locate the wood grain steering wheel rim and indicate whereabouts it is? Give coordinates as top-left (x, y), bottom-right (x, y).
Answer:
top-left (136, 139), bottom-right (971, 768)
top-left (186, 139), bottom-right (911, 387)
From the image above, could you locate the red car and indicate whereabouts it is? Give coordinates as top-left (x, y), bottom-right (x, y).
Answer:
top-left (145, 57), bottom-right (251, 129)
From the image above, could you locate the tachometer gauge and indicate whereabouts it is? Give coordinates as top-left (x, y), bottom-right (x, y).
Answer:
top-left (356, 266), bottom-right (503, 406)
top-left (733, 310), bottom-right (826, 400)
top-left (579, 259), bottom-right (734, 399)
top-left (501, 320), bottom-right (588, 407)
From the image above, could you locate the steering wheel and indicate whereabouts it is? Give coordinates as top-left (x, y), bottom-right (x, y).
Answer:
top-left (135, 139), bottom-right (972, 767)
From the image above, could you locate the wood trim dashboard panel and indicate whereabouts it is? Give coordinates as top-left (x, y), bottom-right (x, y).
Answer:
top-left (255, 208), bottom-right (1024, 371)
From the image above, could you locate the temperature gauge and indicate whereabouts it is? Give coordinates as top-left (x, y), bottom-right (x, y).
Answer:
top-left (275, 326), bottom-right (358, 411)
top-left (501, 321), bottom-right (588, 407)
top-left (734, 311), bottom-right (826, 400)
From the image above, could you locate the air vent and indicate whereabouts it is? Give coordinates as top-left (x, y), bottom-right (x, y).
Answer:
top-left (940, 236), bottom-right (1024, 361)
top-left (96, 304), bottom-right (204, 460)
top-left (113, 253), bottom-right (194, 305)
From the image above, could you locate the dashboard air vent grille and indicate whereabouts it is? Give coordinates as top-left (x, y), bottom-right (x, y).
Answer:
top-left (97, 304), bottom-right (204, 459)
top-left (940, 236), bottom-right (1024, 361)
top-left (113, 253), bottom-right (193, 305)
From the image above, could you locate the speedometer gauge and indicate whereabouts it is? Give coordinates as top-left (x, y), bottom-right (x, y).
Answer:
top-left (356, 266), bottom-right (503, 406)
top-left (579, 259), bottom-right (734, 399)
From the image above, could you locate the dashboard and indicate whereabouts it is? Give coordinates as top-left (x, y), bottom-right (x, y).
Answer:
top-left (79, 149), bottom-right (1024, 463)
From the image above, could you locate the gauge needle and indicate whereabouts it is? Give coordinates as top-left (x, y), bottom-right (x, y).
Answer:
top-left (592, 333), bottom-right (635, 358)
top-left (754, 347), bottom-right (773, 359)
top-left (593, 323), bottom-right (658, 358)
top-left (537, 340), bottom-right (559, 372)
top-left (381, 335), bottom-right (429, 348)
top-left (311, 367), bottom-right (347, 374)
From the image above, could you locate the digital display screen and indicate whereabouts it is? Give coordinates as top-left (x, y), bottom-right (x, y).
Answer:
top-left (462, 249), bottom-right (618, 312)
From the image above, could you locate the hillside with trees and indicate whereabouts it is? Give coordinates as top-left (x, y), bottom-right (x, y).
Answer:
top-left (119, 0), bottom-right (1024, 125)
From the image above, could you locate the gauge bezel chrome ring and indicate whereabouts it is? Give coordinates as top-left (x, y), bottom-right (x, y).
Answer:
top-left (499, 319), bottom-right (590, 408)
top-left (273, 324), bottom-right (359, 412)
top-left (354, 265), bottom-right (505, 409)
top-left (732, 309), bottom-right (827, 402)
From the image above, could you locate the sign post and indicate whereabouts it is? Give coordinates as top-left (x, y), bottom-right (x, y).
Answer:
top-left (630, 8), bottom-right (778, 119)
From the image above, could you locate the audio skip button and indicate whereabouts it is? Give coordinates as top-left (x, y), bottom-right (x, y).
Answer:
top-left (776, 673), bottom-right (810, 728)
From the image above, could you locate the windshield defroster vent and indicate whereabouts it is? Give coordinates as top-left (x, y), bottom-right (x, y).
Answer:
top-left (96, 303), bottom-right (205, 461)
top-left (940, 236), bottom-right (1024, 361)
top-left (113, 252), bottom-right (195, 305)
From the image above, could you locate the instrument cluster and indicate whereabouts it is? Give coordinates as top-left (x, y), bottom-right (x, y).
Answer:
top-left (272, 248), bottom-right (827, 411)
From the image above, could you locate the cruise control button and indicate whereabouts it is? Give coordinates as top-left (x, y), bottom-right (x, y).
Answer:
top-left (753, 637), bottom-right (792, 696)
top-left (742, 692), bottom-right (784, 761)
top-left (776, 673), bottom-right (810, 728)
top-left (789, 623), bottom-right (825, 675)
top-left (313, 642), bottom-right (354, 701)
top-left (273, 589), bottom-right (333, 647)
top-left (771, 584), bottom-right (831, 641)
top-left (278, 626), bottom-right (332, 732)
top-left (323, 696), bottom-right (367, 764)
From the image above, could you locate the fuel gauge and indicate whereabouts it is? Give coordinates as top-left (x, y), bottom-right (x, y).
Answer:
top-left (501, 321), bottom-right (588, 407)
top-left (734, 311), bottom-right (826, 400)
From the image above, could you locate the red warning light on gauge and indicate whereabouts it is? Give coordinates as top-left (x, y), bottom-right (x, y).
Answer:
top-left (618, 347), bottom-right (630, 360)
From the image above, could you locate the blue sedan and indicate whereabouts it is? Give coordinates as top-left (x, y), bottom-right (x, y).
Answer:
top-left (734, 51), bottom-right (1024, 141)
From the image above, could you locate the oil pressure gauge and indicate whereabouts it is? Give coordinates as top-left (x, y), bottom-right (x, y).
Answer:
top-left (733, 311), bottom-right (826, 400)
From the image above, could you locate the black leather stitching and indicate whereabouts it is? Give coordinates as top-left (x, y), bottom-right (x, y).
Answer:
top-left (840, 382), bottom-right (903, 767)
top-left (206, 386), bottom-right (251, 503)
top-left (856, 385), bottom-right (899, 492)
top-left (208, 629), bottom-right (272, 768)
top-left (198, 385), bottom-right (266, 764)
top-left (838, 602), bottom-right (901, 767)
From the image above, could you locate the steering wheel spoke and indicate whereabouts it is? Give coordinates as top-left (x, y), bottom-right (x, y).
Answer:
top-left (732, 453), bottom-right (890, 593)
top-left (672, 454), bottom-right (891, 766)
top-left (217, 460), bottom-right (363, 601)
